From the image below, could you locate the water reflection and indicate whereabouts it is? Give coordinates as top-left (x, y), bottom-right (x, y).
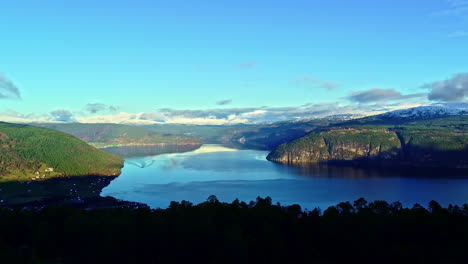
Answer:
top-left (125, 159), bottom-right (157, 169)
top-left (272, 162), bottom-right (468, 179)
top-left (2, 145), bottom-right (466, 209)
top-left (102, 145), bottom-right (468, 209)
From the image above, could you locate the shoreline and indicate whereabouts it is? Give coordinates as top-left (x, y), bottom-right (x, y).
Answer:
top-left (267, 158), bottom-right (468, 174)
top-left (92, 142), bottom-right (202, 149)
top-left (0, 175), bottom-right (148, 209)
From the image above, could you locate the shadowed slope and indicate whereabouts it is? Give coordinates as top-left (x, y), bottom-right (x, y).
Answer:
top-left (268, 116), bottom-right (468, 168)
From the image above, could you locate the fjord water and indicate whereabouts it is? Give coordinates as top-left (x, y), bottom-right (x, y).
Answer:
top-left (102, 145), bottom-right (468, 209)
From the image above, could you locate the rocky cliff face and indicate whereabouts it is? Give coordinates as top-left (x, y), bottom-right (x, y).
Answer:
top-left (267, 128), bottom-right (401, 164)
top-left (267, 126), bottom-right (468, 168)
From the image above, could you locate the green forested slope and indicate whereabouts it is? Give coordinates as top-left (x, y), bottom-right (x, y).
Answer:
top-left (0, 122), bottom-right (123, 181)
top-left (267, 116), bottom-right (468, 168)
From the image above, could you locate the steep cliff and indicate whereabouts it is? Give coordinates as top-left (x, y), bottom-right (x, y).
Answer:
top-left (267, 121), bottom-right (468, 168)
top-left (267, 128), bottom-right (401, 163)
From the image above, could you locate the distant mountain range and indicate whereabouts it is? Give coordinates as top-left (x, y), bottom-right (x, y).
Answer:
top-left (1, 103), bottom-right (467, 182)
top-left (144, 118), bottom-right (341, 150)
top-left (379, 103), bottom-right (468, 119)
top-left (32, 123), bottom-right (202, 148)
top-left (142, 103), bottom-right (468, 151)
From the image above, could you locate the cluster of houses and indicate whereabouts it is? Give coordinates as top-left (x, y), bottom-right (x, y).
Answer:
top-left (31, 175), bottom-right (46, 180)
top-left (30, 168), bottom-right (54, 181)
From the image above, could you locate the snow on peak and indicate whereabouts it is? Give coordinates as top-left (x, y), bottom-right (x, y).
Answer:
top-left (380, 103), bottom-right (468, 119)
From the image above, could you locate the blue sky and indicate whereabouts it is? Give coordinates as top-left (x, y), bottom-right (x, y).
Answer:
top-left (1, 0), bottom-right (467, 124)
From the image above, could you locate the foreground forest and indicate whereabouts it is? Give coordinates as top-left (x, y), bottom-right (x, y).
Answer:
top-left (0, 197), bottom-right (467, 264)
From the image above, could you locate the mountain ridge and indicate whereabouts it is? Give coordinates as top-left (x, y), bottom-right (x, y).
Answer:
top-left (378, 103), bottom-right (468, 119)
top-left (32, 123), bottom-right (202, 148)
top-left (267, 106), bottom-right (468, 169)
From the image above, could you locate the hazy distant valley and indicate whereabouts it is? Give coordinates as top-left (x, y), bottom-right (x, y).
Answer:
top-left (1, 103), bottom-right (466, 184)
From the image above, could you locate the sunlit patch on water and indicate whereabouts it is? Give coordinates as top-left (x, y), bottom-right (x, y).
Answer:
top-left (190, 144), bottom-right (237, 154)
top-left (102, 144), bottom-right (468, 209)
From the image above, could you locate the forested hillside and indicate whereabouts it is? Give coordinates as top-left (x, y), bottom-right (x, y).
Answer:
top-left (0, 122), bottom-right (123, 181)
top-left (267, 116), bottom-right (468, 168)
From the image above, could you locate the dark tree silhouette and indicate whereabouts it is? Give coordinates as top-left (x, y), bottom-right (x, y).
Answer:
top-left (0, 197), bottom-right (466, 264)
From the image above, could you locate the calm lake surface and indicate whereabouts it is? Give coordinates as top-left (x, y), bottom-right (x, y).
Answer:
top-left (102, 144), bottom-right (468, 209)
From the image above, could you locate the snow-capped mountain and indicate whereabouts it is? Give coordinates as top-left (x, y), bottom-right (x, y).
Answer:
top-left (379, 103), bottom-right (468, 119)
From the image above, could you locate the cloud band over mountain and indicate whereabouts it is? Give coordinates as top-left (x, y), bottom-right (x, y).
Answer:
top-left (71, 103), bottom-right (422, 125)
top-left (426, 73), bottom-right (468, 102)
top-left (85, 103), bottom-right (118, 113)
top-left (346, 88), bottom-right (426, 103)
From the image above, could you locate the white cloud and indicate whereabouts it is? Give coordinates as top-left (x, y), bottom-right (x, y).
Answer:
top-left (0, 110), bottom-right (66, 123)
top-left (76, 112), bottom-right (160, 125)
top-left (2, 103), bottom-right (429, 125)
top-left (76, 112), bottom-right (250, 125)
top-left (239, 110), bottom-right (267, 118)
top-left (164, 116), bottom-right (248, 125)
top-left (0, 113), bottom-right (40, 123)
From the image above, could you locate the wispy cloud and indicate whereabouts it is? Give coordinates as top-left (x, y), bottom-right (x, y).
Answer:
top-left (216, 99), bottom-right (232, 106)
top-left (0, 110), bottom-right (50, 123)
top-left (433, 0), bottom-right (468, 16)
top-left (292, 76), bottom-right (339, 90)
top-left (425, 72), bottom-right (468, 102)
top-left (0, 73), bottom-right (21, 100)
top-left (85, 103), bottom-right (118, 114)
top-left (346, 88), bottom-right (426, 103)
top-left (447, 30), bottom-right (468, 37)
